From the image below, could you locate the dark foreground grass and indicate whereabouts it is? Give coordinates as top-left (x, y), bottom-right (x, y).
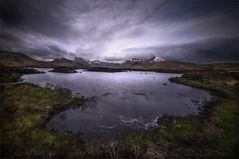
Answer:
top-left (0, 84), bottom-right (87, 158)
top-left (165, 73), bottom-right (239, 158)
top-left (1, 70), bottom-right (238, 159)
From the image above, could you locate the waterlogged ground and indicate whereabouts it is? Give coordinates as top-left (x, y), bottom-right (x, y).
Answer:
top-left (23, 68), bottom-right (213, 139)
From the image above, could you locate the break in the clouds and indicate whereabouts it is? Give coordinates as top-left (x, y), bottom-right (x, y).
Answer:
top-left (0, 0), bottom-right (238, 62)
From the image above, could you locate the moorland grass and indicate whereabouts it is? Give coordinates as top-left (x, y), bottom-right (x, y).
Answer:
top-left (1, 70), bottom-right (238, 158)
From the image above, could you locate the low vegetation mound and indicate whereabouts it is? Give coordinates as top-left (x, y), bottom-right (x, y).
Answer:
top-left (50, 66), bottom-right (77, 73)
top-left (0, 65), bottom-right (44, 83)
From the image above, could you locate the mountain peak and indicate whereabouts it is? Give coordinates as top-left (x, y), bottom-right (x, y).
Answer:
top-left (74, 57), bottom-right (90, 66)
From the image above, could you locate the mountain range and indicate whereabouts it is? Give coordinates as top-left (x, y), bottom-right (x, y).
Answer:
top-left (0, 50), bottom-right (238, 72)
top-left (0, 50), bottom-right (166, 68)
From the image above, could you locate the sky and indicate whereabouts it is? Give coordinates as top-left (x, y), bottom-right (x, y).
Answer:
top-left (0, 0), bottom-right (238, 63)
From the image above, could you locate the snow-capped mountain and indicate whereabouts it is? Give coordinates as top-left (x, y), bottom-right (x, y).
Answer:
top-left (73, 56), bottom-right (165, 68)
top-left (125, 56), bottom-right (165, 64)
top-left (148, 56), bottom-right (165, 63)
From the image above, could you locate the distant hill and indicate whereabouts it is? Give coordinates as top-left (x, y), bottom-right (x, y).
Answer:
top-left (49, 58), bottom-right (86, 68)
top-left (121, 56), bottom-right (201, 72)
top-left (0, 50), bottom-right (88, 68)
top-left (74, 57), bottom-right (91, 67)
top-left (0, 50), bottom-right (42, 67)
top-left (90, 60), bottom-right (121, 68)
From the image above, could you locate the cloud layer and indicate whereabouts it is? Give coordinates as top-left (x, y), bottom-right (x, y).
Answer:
top-left (0, 0), bottom-right (238, 62)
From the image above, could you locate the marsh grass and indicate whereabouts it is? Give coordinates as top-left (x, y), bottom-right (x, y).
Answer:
top-left (0, 84), bottom-right (85, 158)
top-left (166, 72), bottom-right (239, 158)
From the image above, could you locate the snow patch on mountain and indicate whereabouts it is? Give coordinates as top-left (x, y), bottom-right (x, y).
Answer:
top-left (149, 56), bottom-right (165, 63)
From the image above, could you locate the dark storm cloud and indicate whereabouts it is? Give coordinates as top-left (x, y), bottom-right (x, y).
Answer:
top-left (0, 0), bottom-right (238, 62)
top-left (0, 30), bottom-right (20, 42)
top-left (0, 0), bottom-right (70, 38)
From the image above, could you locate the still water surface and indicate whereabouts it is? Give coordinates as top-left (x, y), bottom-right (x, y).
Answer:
top-left (23, 68), bottom-right (213, 139)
